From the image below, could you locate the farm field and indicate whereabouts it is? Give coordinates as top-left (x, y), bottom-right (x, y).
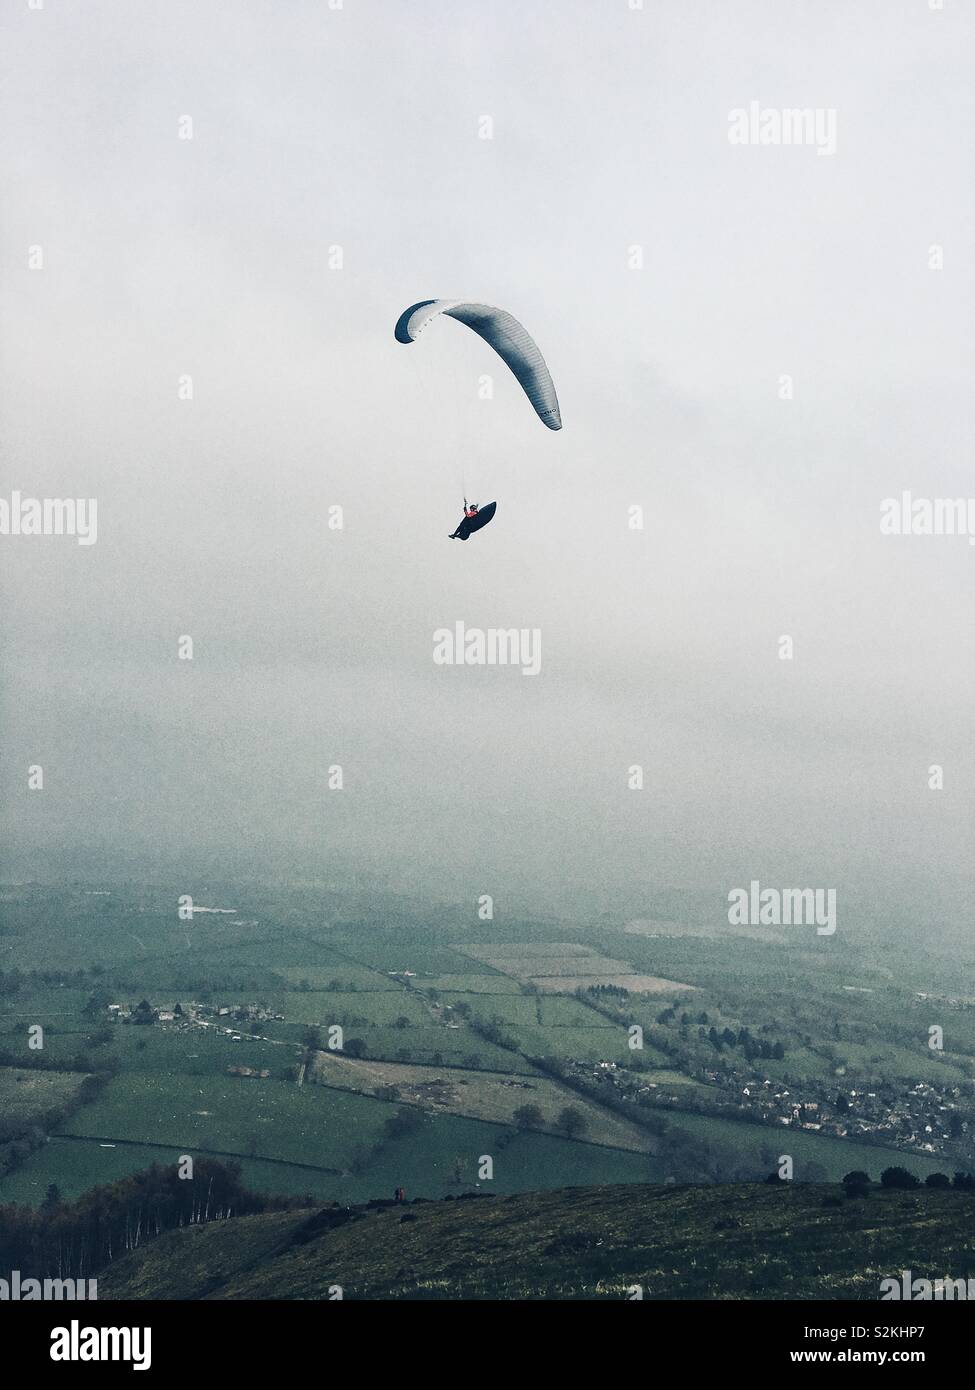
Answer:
top-left (442, 993), bottom-right (541, 1025)
top-left (309, 1053), bottom-right (656, 1152)
top-left (264, 989), bottom-right (429, 1026)
top-left (492, 1024), bottom-right (661, 1064)
top-left (273, 965), bottom-right (403, 991)
top-left (61, 1071), bottom-right (391, 1171)
top-left (0, 1137), bottom-right (351, 1206)
top-left (0, 987), bottom-right (92, 1022)
top-left (538, 996), bottom-right (618, 1027)
top-left (241, 1016), bottom-right (531, 1072)
top-left (106, 1024), bottom-right (290, 1076)
top-left (0, 1067), bottom-right (90, 1128)
top-left (0, 1026), bottom-right (94, 1065)
top-left (1, 1103), bottom-right (665, 1209)
top-left (451, 943), bottom-right (696, 996)
top-left (638, 1069), bottom-right (707, 1089)
top-left (319, 1024), bottom-right (538, 1074)
top-left (664, 1110), bottom-right (952, 1184)
top-left (829, 1041), bottom-right (971, 1086)
top-left (424, 974), bottom-right (523, 995)
top-left (331, 936), bottom-right (504, 977)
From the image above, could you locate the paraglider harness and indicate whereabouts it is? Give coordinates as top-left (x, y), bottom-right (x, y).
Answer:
top-left (449, 498), bottom-right (496, 541)
top-left (449, 499), bottom-right (477, 540)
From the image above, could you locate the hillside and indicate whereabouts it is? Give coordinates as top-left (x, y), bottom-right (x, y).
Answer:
top-left (99, 1182), bottom-right (975, 1300)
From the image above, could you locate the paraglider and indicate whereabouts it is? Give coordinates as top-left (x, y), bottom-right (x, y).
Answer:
top-left (449, 500), bottom-right (497, 541)
top-left (394, 299), bottom-right (561, 539)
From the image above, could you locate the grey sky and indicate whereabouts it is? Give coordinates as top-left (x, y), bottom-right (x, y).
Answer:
top-left (2, 0), bottom-right (973, 923)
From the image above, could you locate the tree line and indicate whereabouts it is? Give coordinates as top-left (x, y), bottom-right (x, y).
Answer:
top-left (0, 1159), bottom-right (308, 1281)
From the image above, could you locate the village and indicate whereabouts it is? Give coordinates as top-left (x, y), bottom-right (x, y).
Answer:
top-left (104, 998), bottom-right (285, 1079)
top-left (106, 999), bottom-right (285, 1030)
top-left (562, 1055), bottom-right (972, 1163)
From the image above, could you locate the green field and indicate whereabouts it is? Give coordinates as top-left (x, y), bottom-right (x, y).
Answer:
top-left (113, 1025), bottom-right (291, 1075)
top-left (0, 1137), bottom-right (343, 1206)
top-left (273, 965), bottom-right (402, 991)
top-left (828, 1041), bottom-right (971, 1086)
top-left (62, 1071), bottom-right (390, 1170)
top-left (2, 1101), bottom-right (665, 1208)
top-left (664, 1110), bottom-right (952, 1183)
top-left (0, 1067), bottom-right (90, 1128)
top-left (498, 1024), bottom-right (669, 1065)
top-left (444, 994), bottom-right (541, 1025)
top-left (334, 937), bottom-right (503, 976)
top-left (267, 990), bottom-right (429, 1026)
top-left (424, 975), bottom-right (523, 995)
top-left (0, 987), bottom-right (92, 1022)
top-left (538, 996), bottom-right (617, 1027)
top-left (346, 1026), bottom-right (538, 1073)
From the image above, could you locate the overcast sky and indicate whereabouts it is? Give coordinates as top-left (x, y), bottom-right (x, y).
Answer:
top-left (1, 0), bottom-right (973, 927)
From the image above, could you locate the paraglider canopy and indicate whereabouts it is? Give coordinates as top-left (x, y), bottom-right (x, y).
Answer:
top-left (395, 300), bottom-right (562, 431)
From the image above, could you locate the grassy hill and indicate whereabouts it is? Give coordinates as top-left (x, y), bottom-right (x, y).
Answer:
top-left (99, 1182), bottom-right (975, 1300)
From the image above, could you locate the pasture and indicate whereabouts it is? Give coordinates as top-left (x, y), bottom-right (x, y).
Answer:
top-left (309, 1053), bottom-right (655, 1153)
top-left (0, 1067), bottom-right (90, 1128)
